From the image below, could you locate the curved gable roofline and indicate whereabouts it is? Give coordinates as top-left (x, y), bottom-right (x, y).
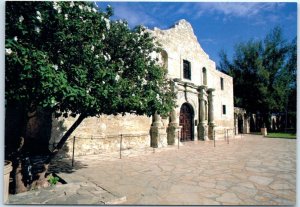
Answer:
top-left (170, 19), bottom-right (194, 32)
top-left (148, 19), bottom-right (216, 69)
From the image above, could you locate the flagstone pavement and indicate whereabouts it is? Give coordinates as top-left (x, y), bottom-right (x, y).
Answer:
top-left (8, 134), bottom-right (296, 205)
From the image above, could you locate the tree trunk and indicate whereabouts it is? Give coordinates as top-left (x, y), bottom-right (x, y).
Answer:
top-left (14, 161), bottom-right (28, 193)
top-left (6, 109), bottom-right (86, 194)
top-left (45, 113), bottom-right (86, 164)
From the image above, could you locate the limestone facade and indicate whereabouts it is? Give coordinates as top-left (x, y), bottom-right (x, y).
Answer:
top-left (149, 19), bottom-right (234, 142)
top-left (51, 19), bottom-right (235, 157)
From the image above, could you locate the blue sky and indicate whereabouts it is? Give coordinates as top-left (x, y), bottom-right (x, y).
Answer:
top-left (97, 2), bottom-right (297, 67)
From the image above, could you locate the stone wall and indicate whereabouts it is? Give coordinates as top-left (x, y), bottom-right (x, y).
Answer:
top-left (61, 133), bottom-right (150, 157)
top-left (50, 113), bottom-right (153, 156)
top-left (213, 70), bottom-right (234, 129)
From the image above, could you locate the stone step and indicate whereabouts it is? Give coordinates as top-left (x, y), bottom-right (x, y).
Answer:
top-left (8, 174), bottom-right (126, 205)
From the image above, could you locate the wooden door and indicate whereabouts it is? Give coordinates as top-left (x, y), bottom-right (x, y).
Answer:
top-left (179, 104), bottom-right (194, 141)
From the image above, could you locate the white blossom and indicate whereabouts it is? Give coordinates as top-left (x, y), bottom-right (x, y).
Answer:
top-left (104, 53), bottom-right (111, 61)
top-left (70, 1), bottom-right (75, 7)
top-left (137, 75), bottom-right (140, 79)
top-left (156, 94), bottom-right (160, 100)
top-left (85, 6), bottom-right (91, 12)
top-left (149, 51), bottom-right (157, 61)
top-left (91, 45), bottom-right (95, 52)
top-left (142, 78), bottom-right (147, 86)
top-left (14, 36), bottom-right (18, 42)
top-left (36, 11), bottom-right (42, 22)
top-left (92, 8), bottom-right (97, 13)
top-left (52, 65), bottom-right (58, 70)
top-left (104, 18), bottom-right (110, 30)
top-left (53, 2), bottom-right (62, 13)
top-left (86, 87), bottom-right (91, 93)
top-left (60, 60), bottom-right (64, 65)
top-left (95, 55), bottom-right (99, 59)
top-left (104, 55), bottom-right (108, 61)
top-left (102, 81), bottom-right (105, 84)
top-left (115, 74), bottom-right (120, 81)
top-left (132, 93), bottom-right (135, 97)
top-left (5, 48), bottom-right (12, 55)
top-left (101, 34), bottom-right (105, 40)
top-left (35, 26), bottom-right (41, 33)
top-left (64, 14), bottom-right (68, 20)
top-left (19, 15), bottom-right (24, 22)
top-left (78, 5), bottom-right (83, 10)
top-left (36, 15), bottom-right (42, 22)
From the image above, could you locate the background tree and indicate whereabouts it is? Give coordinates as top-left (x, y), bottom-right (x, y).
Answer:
top-left (5, 1), bottom-right (176, 193)
top-left (218, 27), bottom-right (296, 131)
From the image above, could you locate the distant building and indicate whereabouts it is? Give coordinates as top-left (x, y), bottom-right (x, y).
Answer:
top-left (51, 20), bottom-right (235, 156)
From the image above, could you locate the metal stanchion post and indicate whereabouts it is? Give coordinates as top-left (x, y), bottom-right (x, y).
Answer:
top-left (214, 130), bottom-right (216, 147)
top-left (120, 134), bottom-right (123, 159)
top-left (227, 129), bottom-right (229, 144)
top-left (178, 130), bottom-right (179, 149)
top-left (72, 136), bottom-right (75, 167)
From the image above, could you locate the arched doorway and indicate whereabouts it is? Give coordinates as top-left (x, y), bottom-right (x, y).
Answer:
top-left (179, 103), bottom-right (194, 141)
top-left (238, 114), bottom-right (243, 133)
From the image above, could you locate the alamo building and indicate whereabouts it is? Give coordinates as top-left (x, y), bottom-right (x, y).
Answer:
top-left (50, 20), bottom-right (235, 156)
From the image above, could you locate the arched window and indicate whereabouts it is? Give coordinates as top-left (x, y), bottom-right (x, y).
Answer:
top-left (161, 50), bottom-right (168, 69)
top-left (202, 67), bottom-right (207, 85)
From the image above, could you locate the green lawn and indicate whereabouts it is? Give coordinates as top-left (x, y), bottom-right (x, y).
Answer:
top-left (266, 132), bottom-right (297, 139)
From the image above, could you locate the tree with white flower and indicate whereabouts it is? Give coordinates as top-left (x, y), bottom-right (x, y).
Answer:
top-left (5, 1), bottom-right (176, 193)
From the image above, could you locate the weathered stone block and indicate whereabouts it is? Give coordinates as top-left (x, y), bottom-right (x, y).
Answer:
top-left (150, 126), bottom-right (167, 148)
top-left (167, 124), bottom-right (181, 145)
top-left (197, 124), bottom-right (208, 141)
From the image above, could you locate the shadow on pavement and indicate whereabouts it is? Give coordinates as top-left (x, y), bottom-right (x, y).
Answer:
top-left (48, 158), bottom-right (88, 174)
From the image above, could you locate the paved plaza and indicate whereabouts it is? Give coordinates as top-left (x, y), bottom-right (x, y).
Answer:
top-left (9, 134), bottom-right (296, 205)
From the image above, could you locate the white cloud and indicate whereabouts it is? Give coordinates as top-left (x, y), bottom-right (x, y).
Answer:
top-left (204, 3), bottom-right (280, 18)
top-left (111, 4), bottom-right (157, 27)
top-left (177, 2), bottom-right (283, 19)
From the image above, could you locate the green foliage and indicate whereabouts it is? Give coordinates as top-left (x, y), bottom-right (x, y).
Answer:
top-left (5, 1), bottom-right (176, 118)
top-left (218, 27), bottom-right (296, 116)
top-left (48, 175), bottom-right (59, 186)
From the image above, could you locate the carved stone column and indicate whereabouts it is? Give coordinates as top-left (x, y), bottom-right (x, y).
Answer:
top-left (150, 112), bottom-right (167, 148)
top-left (197, 86), bottom-right (208, 140)
top-left (235, 115), bottom-right (239, 135)
top-left (167, 109), bottom-right (181, 145)
top-left (207, 88), bottom-right (216, 140)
